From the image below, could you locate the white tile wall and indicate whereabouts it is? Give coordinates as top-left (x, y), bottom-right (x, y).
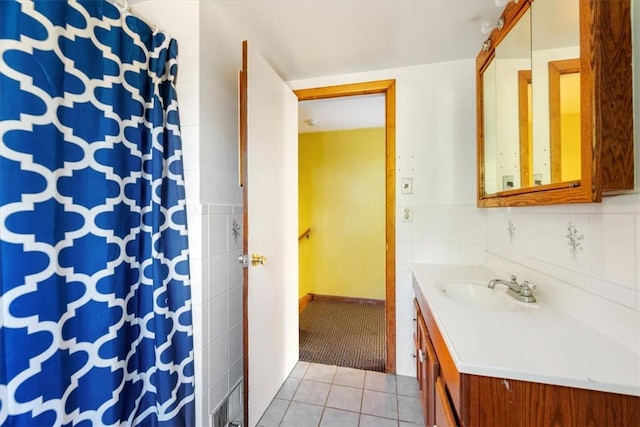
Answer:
top-left (228, 286), bottom-right (243, 325)
top-left (410, 205), bottom-right (487, 267)
top-left (209, 294), bottom-right (229, 341)
top-left (208, 213), bottom-right (229, 257)
top-left (195, 204), bottom-right (244, 424)
top-left (589, 213), bottom-right (636, 289)
top-left (199, 390), bottom-right (209, 427)
top-left (229, 321), bottom-right (243, 365)
top-left (209, 254), bottom-right (228, 299)
top-left (486, 194), bottom-right (640, 313)
top-left (211, 332), bottom-right (230, 381)
top-left (180, 125), bottom-right (199, 172)
top-left (179, 202), bottom-right (246, 425)
top-left (193, 347), bottom-right (206, 395)
top-left (187, 209), bottom-right (206, 260)
top-left (183, 169), bottom-right (201, 205)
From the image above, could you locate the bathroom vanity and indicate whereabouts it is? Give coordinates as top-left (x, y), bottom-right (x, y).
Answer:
top-left (412, 264), bottom-right (640, 426)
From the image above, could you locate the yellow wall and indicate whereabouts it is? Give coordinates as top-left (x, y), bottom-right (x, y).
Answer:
top-left (299, 128), bottom-right (385, 300)
top-left (560, 73), bottom-right (581, 182)
top-left (561, 113), bottom-right (581, 182)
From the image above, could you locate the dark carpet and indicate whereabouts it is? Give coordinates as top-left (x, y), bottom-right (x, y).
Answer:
top-left (299, 300), bottom-right (385, 372)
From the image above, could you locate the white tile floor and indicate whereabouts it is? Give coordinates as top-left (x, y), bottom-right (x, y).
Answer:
top-left (257, 362), bottom-right (425, 427)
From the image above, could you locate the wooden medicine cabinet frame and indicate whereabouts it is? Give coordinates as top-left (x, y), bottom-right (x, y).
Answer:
top-left (476, 0), bottom-right (634, 207)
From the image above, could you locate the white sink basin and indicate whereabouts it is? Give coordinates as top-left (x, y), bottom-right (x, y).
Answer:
top-left (439, 281), bottom-right (538, 312)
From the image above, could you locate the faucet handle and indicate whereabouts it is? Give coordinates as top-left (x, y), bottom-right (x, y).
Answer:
top-left (510, 274), bottom-right (518, 283)
top-left (520, 281), bottom-right (536, 297)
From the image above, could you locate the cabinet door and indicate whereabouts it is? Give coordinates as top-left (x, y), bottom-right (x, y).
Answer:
top-left (417, 314), bottom-right (428, 422)
top-left (413, 299), bottom-right (422, 388)
top-left (424, 329), bottom-right (439, 427)
top-left (435, 377), bottom-right (458, 427)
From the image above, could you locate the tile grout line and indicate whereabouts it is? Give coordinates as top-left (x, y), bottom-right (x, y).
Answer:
top-left (396, 374), bottom-right (401, 427)
top-left (278, 362), bottom-right (307, 427)
top-left (357, 369), bottom-right (365, 427)
top-left (315, 367), bottom-right (336, 427)
top-left (261, 362), bottom-right (422, 427)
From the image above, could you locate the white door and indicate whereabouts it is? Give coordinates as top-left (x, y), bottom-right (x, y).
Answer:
top-left (242, 42), bottom-right (299, 427)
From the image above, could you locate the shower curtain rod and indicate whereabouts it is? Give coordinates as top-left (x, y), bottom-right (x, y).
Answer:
top-left (110, 0), bottom-right (160, 34)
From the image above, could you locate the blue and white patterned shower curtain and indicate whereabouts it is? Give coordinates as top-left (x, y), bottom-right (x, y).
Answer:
top-left (0, 1), bottom-right (195, 425)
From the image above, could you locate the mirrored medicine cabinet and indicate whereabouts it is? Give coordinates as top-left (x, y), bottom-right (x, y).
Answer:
top-left (476, 0), bottom-right (634, 207)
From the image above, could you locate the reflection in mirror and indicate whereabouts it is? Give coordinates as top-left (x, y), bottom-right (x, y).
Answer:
top-left (518, 70), bottom-right (532, 187)
top-left (483, 60), bottom-right (497, 194)
top-left (549, 59), bottom-right (580, 183)
top-left (531, 0), bottom-right (580, 186)
top-left (488, 8), bottom-right (531, 193)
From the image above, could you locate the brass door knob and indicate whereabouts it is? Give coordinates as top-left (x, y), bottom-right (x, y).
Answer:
top-left (251, 253), bottom-right (266, 266)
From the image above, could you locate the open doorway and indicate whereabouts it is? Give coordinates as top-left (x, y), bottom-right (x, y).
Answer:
top-left (294, 80), bottom-right (396, 373)
top-left (298, 94), bottom-right (385, 370)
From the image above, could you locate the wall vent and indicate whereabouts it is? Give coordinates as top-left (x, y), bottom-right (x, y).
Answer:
top-left (212, 399), bottom-right (228, 427)
top-left (211, 379), bottom-right (243, 427)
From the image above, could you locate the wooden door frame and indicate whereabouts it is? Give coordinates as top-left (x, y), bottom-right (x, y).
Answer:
top-left (240, 41), bottom-right (249, 426)
top-left (294, 79), bottom-right (397, 373)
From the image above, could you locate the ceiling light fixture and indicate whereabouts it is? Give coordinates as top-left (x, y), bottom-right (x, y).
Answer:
top-left (304, 119), bottom-right (318, 126)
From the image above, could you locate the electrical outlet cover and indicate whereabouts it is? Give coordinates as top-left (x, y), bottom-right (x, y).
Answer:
top-left (402, 207), bottom-right (412, 222)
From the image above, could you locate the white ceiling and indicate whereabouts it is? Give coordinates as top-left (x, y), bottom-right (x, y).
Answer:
top-left (209, 0), bottom-right (505, 132)
top-left (298, 94), bottom-right (385, 133)
top-left (212, 0), bottom-right (503, 82)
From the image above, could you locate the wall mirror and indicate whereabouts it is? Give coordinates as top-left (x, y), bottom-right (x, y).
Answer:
top-left (476, 0), bottom-right (634, 207)
top-left (482, 7), bottom-right (531, 194)
top-left (530, 0), bottom-right (580, 187)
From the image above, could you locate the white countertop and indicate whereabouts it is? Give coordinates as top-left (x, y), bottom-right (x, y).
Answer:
top-left (412, 263), bottom-right (640, 397)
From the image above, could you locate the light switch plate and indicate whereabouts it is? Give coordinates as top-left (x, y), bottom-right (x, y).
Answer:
top-left (502, 175), bottom-right (515, 190)
top-left (401, 177), bottom-right (413, 194)
top-left (533, 173), bottom-right (543, 186)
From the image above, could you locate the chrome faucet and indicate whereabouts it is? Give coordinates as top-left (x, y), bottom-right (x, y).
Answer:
top-left (488, 275), bottom-right (536, 303)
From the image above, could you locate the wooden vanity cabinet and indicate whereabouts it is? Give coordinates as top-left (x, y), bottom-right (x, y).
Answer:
top-left (413, 285), bottom-right (640, 426)
top-left (414, 298), bottom-right (454, 427)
